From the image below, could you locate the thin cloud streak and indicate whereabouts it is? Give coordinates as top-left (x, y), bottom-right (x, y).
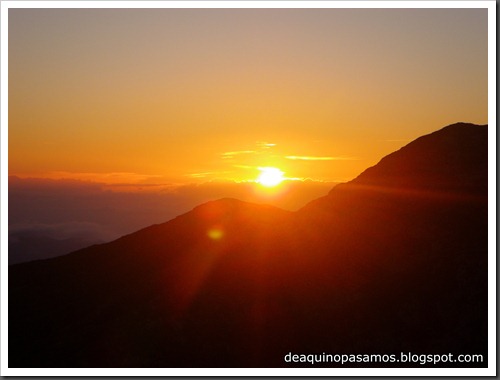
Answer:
top-left (256, 142), bottom-right (276, 148)
top-left (186, 171), bottom-right (232, 179)
top-left (221, 150), bottom-right (256, 159)
top-left (221, 142), bottom-right (276, 159)
top-left (285, 156), bottom-right (358, 161)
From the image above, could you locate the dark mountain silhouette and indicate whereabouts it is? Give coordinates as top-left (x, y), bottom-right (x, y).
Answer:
top-left (9, 122), bottom-right (488, 368)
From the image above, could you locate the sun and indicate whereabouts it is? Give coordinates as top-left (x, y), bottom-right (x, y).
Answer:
top-left (257, 167), bottom-right (285, 187)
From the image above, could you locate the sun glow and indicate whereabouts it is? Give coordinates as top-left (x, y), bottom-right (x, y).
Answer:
top-left (256, 167), bottom-right (285, 187)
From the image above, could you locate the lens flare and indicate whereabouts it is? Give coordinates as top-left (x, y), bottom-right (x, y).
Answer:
top-left (207, 228), bottom-right (224, 240)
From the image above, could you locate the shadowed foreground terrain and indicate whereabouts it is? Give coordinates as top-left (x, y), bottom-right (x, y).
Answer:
top-left (9, 123), bottom-right (488, 368)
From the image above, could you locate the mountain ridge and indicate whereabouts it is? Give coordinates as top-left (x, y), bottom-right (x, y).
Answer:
top-left (9, 122), bottom-right (488, 368)
top-left (350, 122), bottom-right (487, 188)
top-left (299, 122), bottom-right (487, 214)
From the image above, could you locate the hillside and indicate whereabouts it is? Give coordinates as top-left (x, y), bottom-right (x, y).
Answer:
top-left (9, 123), bottom-right (488, 368)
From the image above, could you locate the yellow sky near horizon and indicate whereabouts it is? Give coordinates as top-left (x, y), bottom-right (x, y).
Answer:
top-left (8, 8), bottom-right (488, 186)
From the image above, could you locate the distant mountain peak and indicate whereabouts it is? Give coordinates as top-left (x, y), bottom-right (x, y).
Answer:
top-left (189, 197), bottom-right (291, 226)
top-left (297, 122), bottom-right (487, 215)
top-left (341, 122), bottom-right (487, 192)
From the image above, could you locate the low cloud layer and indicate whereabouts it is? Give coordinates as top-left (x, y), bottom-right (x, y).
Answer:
top-left (9, 221), bottom-right (119, 243)
top-left (9, 176), bottom-right (337, 264)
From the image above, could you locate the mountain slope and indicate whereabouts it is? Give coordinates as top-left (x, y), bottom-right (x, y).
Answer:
top-left (301, 122), bottom-right (487, 213)
top-left (9, 123), bottom-right (488, 368)
top-left (292, 123), bottom-right (488, 363)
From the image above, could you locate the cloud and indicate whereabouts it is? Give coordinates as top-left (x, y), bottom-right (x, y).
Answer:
top-left (232, 164), bottom-right (257, 170)
top-left (256, 142), bottom-right (276, 148)
top-left (8, 221), bottom-right (121, 265)
top-left (221, 151), bottom-right (256, 159)
top-left (9, 176), bottom-right (337, 238)
top-left (220, 142), bottom-right (276, 160)
top-left (9, 221), bottom-right (119, 242)
top-left (41, 171), bottom-right (165, 184)
top-left (8, 173), bottom-right (343, 264)
top-left (285, 156), bottom-right (358, 161)
top-left (186, 171), bottom-right (232, 179)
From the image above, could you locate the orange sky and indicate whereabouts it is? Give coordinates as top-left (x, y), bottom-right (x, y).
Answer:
top-left (8, 8), bottom-right (488, 187)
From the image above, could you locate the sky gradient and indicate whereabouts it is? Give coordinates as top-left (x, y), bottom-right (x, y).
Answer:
top-left (9, 8), bottom-right (488, 186)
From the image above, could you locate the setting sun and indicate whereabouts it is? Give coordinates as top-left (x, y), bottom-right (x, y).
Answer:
top-left (257, 167), bottom-right (285, 187)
